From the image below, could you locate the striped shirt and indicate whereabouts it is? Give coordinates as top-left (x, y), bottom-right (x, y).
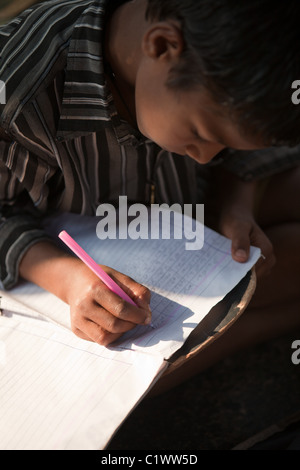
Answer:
top-left (0, 0), bottom-right (299, 289)
top-left (0, 0), bottom-right (201, 289)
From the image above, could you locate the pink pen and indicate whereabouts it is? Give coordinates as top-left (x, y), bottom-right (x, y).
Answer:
top-left (58, 230), bottom-right (137, 307)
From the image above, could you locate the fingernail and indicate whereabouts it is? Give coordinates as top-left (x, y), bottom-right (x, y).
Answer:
top-left (235, 249), bottom-right (247, 260)
top-left (144, 312), bottom-right (152, 325)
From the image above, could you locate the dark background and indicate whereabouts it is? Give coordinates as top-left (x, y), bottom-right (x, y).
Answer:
top-left (108, 329), bottom-right (300, 450)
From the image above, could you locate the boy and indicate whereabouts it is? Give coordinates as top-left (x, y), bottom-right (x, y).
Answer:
top-left (0, 0), bottom-right (300, 378)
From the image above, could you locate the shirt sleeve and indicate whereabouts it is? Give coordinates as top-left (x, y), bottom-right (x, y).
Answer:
top-left (0, 142), bottom-right (56, 290)
top-left (212, 145), bottom-right (300, 181)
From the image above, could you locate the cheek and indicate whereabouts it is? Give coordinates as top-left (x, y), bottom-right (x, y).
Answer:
top-left (135, 89), bottom-right (179, 150)
top-left (134, 66), bottom-right (169, 141)
top-left (134, 70), bottom-right (185, 152)
top-left (135, 86), bottom-right (160, 138)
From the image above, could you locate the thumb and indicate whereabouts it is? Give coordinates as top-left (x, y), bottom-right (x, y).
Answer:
top-left (231, 238), bottom-right (250, 263)
top-left (223, 220), bottom-right (251, 263)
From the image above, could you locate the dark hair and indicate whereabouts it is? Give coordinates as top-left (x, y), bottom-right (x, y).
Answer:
top-left (146, 0), bottom-right (300, 147)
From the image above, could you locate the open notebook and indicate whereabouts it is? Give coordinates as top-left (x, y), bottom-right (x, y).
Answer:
top-left (0, 209), bottom-right (261, 449)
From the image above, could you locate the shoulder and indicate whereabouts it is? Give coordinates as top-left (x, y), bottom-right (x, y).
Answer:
top-left (0, 0), bottom-right (98, 130)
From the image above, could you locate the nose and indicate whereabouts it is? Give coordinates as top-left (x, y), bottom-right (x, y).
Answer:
top-left (185, 143), bottom-right (225, 163)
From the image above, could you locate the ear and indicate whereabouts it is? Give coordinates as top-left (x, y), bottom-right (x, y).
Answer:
top-left (142, 22), bottom-right (184, 62)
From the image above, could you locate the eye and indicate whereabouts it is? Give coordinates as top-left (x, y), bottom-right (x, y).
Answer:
top-left (191, 128), bottom-right (206, 142)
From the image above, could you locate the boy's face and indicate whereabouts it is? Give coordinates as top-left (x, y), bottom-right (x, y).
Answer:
top-left (134, 20), bottom-right (265, 163)
top-left (135, 77), bottom-right (264, 163)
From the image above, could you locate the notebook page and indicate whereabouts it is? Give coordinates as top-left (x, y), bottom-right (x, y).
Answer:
top-left (0, 210), bottom-right (260, 450)
top-left (0, 211), bottom-right (261, 358)
top-left (0, 310), bottom-right (165, 450)
top-left (107, 225), bottom-right (259, 354)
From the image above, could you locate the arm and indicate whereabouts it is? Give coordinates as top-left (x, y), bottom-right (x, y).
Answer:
top-left (18, 241), bottom-right (152, 346)
top-left (0, 145), bottom-right (151, 346)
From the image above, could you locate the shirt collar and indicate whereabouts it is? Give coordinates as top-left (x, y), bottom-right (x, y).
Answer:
top-left (56, 0), bottom-right (144, 146)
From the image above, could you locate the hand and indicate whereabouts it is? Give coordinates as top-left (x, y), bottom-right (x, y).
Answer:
top-left (218, 208), bottom-right (276, 278)
top-left (65, 260), bottom-right (152, 346)
top-left (19, 241), bottom-right (152, 346)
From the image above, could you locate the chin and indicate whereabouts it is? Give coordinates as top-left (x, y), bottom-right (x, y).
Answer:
top-left (136, 117), bottom-right (149, 139)
top-left (146, 137), bottom-right (182, 155)
top-left (137, 123), bottom-right (182, 154)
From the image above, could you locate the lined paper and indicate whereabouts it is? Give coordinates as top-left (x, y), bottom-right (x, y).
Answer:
top-left (0, 312), bottom-right (164, 449)
top-left (2, 211), bottom-right (261, 356)
top-left (0, 210), bottom-right (261, 449)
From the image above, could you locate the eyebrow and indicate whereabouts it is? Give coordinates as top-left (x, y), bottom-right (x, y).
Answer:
top-left (195, 128), bottom-right (225, 146)
top-left (196, 124), bottom-right (227, 146)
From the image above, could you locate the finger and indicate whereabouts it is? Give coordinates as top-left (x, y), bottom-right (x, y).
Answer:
top-left (92, 279), bottom-right (152, 326)
top-left (255, 251), bottom-right (276, 278)
top-left (71, 303), bottom-right (137, 346)
top-left (250, 229), bottom-right (276, 277)
top-left (100, 289), bottom-right (152, 325)
top-left (88, 302), bottom-right (138, 333)
top-left (73, 323), bottom-right (123, 347)
top-left (72, 298), bottom-right (139, 334)
top-left (102, 267), bottom-right (152, 310)
top-left (219, 216), bottom-right (251, 263)
top-left (230, 226), bottom-right (251, 263)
